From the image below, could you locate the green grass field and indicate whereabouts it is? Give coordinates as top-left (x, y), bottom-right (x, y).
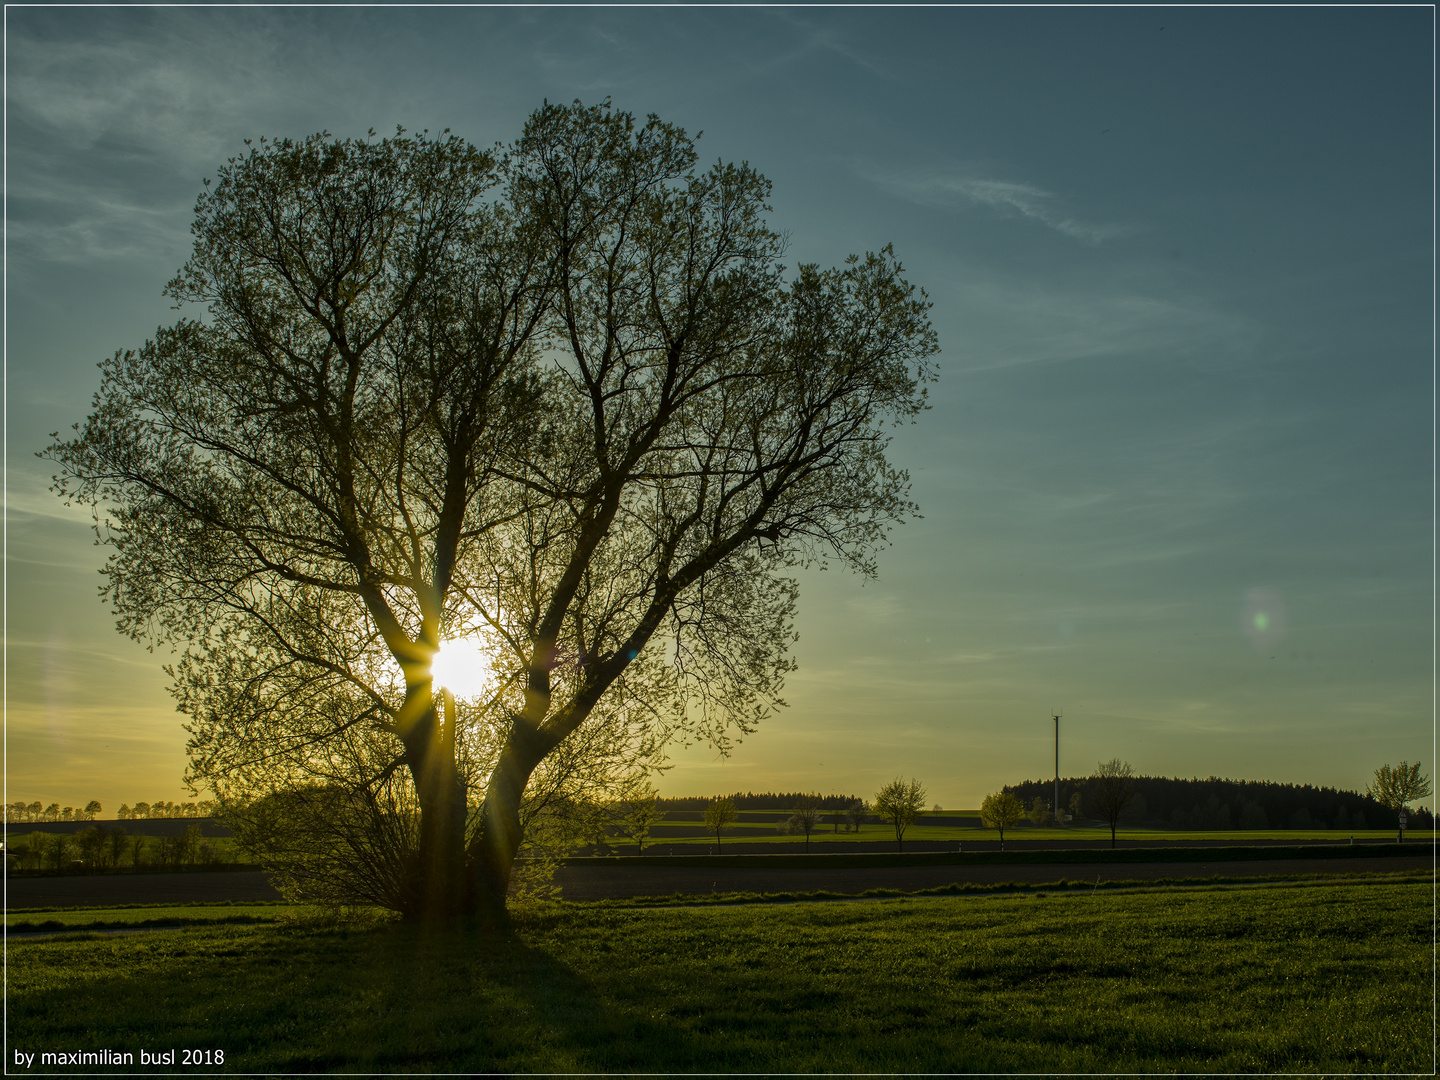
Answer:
top-left (7, 876), bottom-right (1431, 1072)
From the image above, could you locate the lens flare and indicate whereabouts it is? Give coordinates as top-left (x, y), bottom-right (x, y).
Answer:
top-left (1240, 587), bottom-right (1286, 651)
top-left (430, 639), bottom-right (491, 699)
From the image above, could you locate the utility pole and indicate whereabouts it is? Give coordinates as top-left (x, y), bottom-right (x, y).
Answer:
top-left (1053, 710), bottom-right (1063, 819)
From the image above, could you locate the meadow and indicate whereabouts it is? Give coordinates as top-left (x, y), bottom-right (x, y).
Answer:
top-left (7, 875), bottom-right (1431, 1073)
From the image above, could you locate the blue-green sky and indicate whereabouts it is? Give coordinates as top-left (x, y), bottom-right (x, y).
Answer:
top-left (5, 5), bottom-right (1432, 812)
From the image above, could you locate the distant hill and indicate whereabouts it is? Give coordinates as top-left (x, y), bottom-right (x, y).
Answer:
top-left (1005, 775), bottom-right (1434, 831)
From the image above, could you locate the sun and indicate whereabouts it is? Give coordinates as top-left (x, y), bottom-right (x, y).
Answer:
top-left (430, 639), bottom-right (492, 699)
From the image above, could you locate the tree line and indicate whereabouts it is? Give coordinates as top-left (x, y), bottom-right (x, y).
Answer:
top-left (5, 801), bottom-right (103, 822)
top-left (655, 792), bottom-right (861, 811)
top-left (6, 824), bottom-right (232, 874)
top-left (1002, 772), bottom-right (1435, 832)
top-left (4, 800), bottom-right (221, 823)
top-left (117, 801), bottom-right (219, 820)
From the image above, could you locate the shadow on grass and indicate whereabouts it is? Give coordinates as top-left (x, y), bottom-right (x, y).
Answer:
top-left (7, 915), bottom-right (712, 1073)
top-left (9, 880), bottom-right (1432, 1073)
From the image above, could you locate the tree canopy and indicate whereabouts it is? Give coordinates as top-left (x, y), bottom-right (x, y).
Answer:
top-left (1089, 759), bottom-right (1137, 849)
top-left (703, 796), bottom-right (738, 845)
top-left (47, 101), bottom-right (938, 921)
top-left (873, 777), bottom-right (927, 851)
top-left (1367, 762), bottom-right (1431, 811)
top-left (979, 790), bottom-right (1024, 844)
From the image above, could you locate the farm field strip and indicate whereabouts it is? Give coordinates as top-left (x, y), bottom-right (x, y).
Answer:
top-left (5, 902), bottom-right (298, 932)
top-left (588, 868), bottom-right (1434, 909)
top-left (558, 842), bottom-right (1429, 868)
top-left (6, 869), bottom-right (1427, 931)
top-left (624, 826), bottom-right (1431, 847)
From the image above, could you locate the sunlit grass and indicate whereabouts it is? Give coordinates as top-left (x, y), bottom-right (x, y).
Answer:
top-left (7, 878), bottom-right (1430, 1072)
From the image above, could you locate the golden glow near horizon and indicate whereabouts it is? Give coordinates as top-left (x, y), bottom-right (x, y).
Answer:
top-left (430, 639), bottom-right (492, 700)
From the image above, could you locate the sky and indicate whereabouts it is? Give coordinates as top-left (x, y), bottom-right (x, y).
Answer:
top-left (4, 5), bottom-right (1433, 814)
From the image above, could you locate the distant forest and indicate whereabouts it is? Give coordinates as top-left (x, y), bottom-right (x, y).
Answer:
top-left (656, 793), bottom-right (861, 811)
top-left (1005, 775), bottom-right (1435, 831)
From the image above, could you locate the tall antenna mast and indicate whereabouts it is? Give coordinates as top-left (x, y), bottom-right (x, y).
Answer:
top-left (1052, 710), bottom-right (1063, 819)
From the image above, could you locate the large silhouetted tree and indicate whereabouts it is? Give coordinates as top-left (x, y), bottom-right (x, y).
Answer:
top-left (47, 101), bottom-right (937, 922)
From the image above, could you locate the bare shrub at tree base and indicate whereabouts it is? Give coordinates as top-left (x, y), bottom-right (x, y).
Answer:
top-left (224, 782), bottom-right (420, 911)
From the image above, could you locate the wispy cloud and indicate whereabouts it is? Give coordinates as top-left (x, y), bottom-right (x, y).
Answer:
top-left (932, 262), bottom-right (1259, 372)
top-left (4, 10), bottom-right (379, 267)
top-left (860, 166), bottom-right (1131, 243)
top-left (772, 11), bottom-right (900, 82)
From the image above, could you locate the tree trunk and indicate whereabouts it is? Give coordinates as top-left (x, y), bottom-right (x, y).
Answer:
top-left (1110, 822), bottom-right (1117, 848)
top-left (405, 691), bottom-right (468, 921)
top-left (466, 730), bottom-right (543, 920)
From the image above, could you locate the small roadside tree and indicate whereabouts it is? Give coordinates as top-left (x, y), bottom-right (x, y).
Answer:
top-left (1089, 759), bottom-right (1137, 849)
top-left (1027, 796), bottom-right (1053, 826)
top-left (845, 798), bottom-right (870, 834)
top-left (46, 833), bottom-right (73, 872)
top-left (107, 826), bottom-right (128, 868)
top-left (785, 794), bottom-right (822, 852)
top-left (980, 791), bottom-right (1024, 847)
top-left (1368, 761), bottom-right (1432, 843)
top-left (616, 786), bottom-right (664, 855)
top-left (13, 837), bottom-right (41, 871)
top-left (874, 777), bottom-right (926, 852)
top-left (75, 826), bottom-right (106, 871)
top-left (703, 796), bottom-right (738, 847)
top-left (177, 823), bottom-right (202, 867)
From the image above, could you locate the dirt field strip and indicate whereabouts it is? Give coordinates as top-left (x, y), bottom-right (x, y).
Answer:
top-left (7, 852), bottom-right (1430, 908)
top-left (552, 854), bottom-right (1431, 899)
top-left (604, 869), bottom-right (1432, 909)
